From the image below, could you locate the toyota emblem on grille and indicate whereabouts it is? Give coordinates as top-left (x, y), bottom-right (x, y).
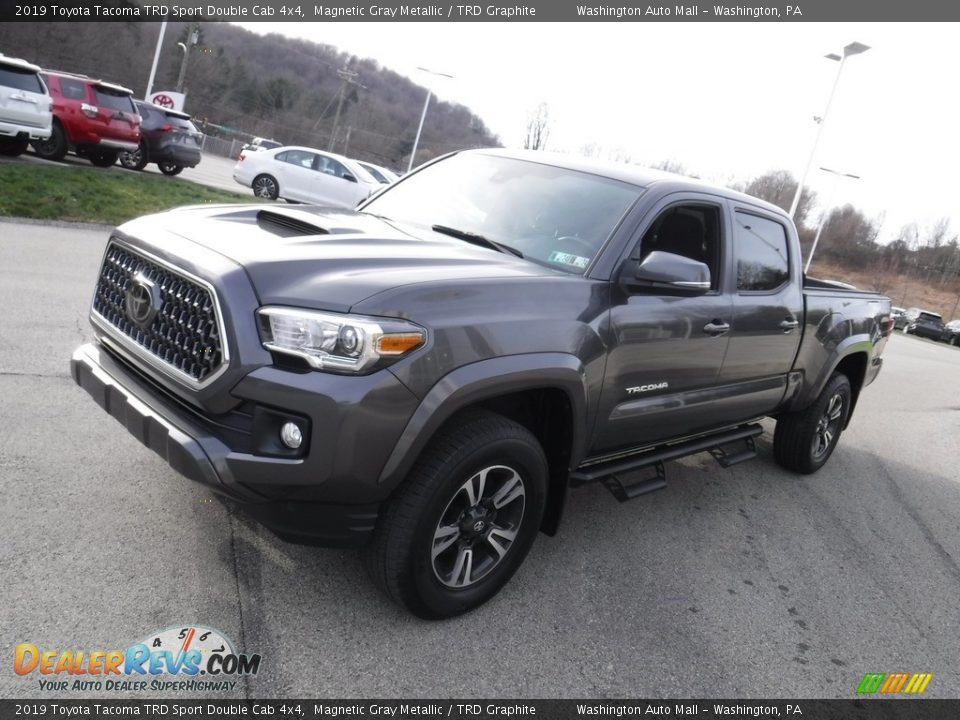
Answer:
top-left (125, 276), bottom-right (160, 328)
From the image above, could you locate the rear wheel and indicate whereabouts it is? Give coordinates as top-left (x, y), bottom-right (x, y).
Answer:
top-left (158, 161), bottom-right (183, 176)
top-left (252, 173), bottom-right (279, 200)
top-left (0, 135), bottom-right (29, 156)
top-left (364, 411), bottom-right (548, 619)
top-left (88, 150), bottom-right (119, 167)
top-left (774, 372), bottom-right (852, 474)
top-left (118, 141), bottom-right (148, 170)
top-left (31, 122), bottom-right (67, 161)
top-left (902, 324), bottom-right (911, 334)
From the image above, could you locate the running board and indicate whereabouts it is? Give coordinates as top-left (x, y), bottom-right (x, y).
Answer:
top-left (571, 424), bottom-right (763, 502)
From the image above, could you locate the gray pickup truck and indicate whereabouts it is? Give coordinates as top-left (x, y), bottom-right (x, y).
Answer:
top-left (71, 149), bottom-right (892, 618)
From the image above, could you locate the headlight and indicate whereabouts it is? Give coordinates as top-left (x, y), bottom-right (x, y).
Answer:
top-left (257, 307), bottom-right (425, 374)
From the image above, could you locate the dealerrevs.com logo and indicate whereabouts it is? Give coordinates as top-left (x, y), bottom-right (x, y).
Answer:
top-left (14, 625), bottom-right (261, 693)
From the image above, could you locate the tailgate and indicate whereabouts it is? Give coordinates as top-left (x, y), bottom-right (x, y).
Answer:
top-left (0, 63), bottom-right (50, 129)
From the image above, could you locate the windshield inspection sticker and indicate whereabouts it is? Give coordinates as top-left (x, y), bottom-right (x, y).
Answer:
top-left (548, 251), bottom-right (590, 269)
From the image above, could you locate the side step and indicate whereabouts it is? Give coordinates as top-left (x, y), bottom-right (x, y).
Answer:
top-left (571, 423), bottom-right (763, 502)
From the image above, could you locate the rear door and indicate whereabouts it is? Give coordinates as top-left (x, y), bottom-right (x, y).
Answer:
top-left (0, 61), bottom-right (48, 130)
top-left (592, 194), bottom-right (735, 453)
top-left (714, 206), bottom-right (803, 417)
top-left (272, 149), bottom-right (319, 201)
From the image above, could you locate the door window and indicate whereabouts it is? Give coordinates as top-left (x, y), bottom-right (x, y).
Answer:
top-left (277, 149), bottom-right (317, 169)
top-left (316, 155), bottom-right (350, 179)
top-left (734, 212), bottom-right (790, 292)
top-left (638, 204), bottom-right (722, 289)
top-left (58, 77), bottom-right (88, 100)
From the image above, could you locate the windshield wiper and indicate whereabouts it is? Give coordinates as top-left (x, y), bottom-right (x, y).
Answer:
top-left (431, 224), bottom-right (524, 258)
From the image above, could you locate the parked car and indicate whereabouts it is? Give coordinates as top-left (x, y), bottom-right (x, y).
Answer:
top-left (940, 319), bottom-right (960, 347)
top-left (31, 70), bottom-right (140, 166)
top-left (890, 306), bottom-right (906, 326)
top-left (0, 54), bottom-right (52, 156)
top-left (233, 145), bottom-right (379, 207)
top-left (71, 149), bottom-right (892, 618)
top-left (240, 137), bottom-right (281, 155)
top-left (356, 160), bottom-right (400, 185)
top-left (901, 308), bottom-right (944, 339)
top-left (118, 101), bottom-right (202, 176)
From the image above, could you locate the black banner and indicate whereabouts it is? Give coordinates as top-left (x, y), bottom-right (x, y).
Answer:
top-left (1, 0), bottom-right (960, 22)
top-left (2, 700), bottom-right (959, 720)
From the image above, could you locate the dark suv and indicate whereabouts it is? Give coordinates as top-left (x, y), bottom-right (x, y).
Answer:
top-left (118, 101), bottom-right (202, 176)
top-left (901, 308), bottom-right (944, 339)
top-left (31, 70), bottom-right (140, 167)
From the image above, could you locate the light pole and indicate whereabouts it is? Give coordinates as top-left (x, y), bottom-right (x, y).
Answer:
top-left (805, 166), bottom-right (860, 273)
top-left (175, 26), bottom-right (200, 94)
top-left (144, 20), bottom-right (168, 100)
top-left (788, 41), bottom-right (870, 221)
top-left (408, 66), bottom-right (454, 174)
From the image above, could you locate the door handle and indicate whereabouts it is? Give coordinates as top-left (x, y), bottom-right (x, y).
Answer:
top-left (703, 321), bottom-right (730, 336)
top-left (780, 318), bottom-right (800, 332)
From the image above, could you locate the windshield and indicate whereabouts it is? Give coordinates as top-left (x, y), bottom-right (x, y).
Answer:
top-left (362, 153), bottom-right (643, 274)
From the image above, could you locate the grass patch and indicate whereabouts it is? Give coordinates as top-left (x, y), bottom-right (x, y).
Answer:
top-left (0, 162), bottom-right (249, 226)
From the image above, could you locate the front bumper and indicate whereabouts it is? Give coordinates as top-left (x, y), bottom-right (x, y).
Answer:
top-left (71, 342), bottom-right (416, 546)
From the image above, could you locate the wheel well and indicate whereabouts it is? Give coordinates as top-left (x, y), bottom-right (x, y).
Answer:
top-left (466, 388), bottom-right (574, 536)
top-left (833, 352), bottom-right (868, 426)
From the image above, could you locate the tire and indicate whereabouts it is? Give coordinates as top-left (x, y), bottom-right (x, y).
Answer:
top-left (158, 161), bottom-right (183, 176)
top-left (364, 411), bottom-right (548, 619)
top-left (0, 135), bottom-right (29, 157)
top-left (31, 121), bottom-right (67, 161)
top-left (952, 336), bottom-right (960, 348)
top-left (118, 142), bottom-right (148, 171)
top-left (89, 150), bottom-right (118, 167)
top-left (252, 173), bottom-right (279, 200)
top-left (902, 325), bottom-right (911, 334)
top-left (774, 372), bottom-right (852, 475)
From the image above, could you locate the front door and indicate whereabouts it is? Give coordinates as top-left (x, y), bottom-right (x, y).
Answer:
top-left (592, 197), bottom-right (734, 454)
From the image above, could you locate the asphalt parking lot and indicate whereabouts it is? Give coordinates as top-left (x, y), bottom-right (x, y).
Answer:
top-left (1, 218), bottom-right (959, 699)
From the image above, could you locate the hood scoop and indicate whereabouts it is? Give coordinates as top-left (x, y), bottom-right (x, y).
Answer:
top-left (256, 209), bottom-right (331, 237)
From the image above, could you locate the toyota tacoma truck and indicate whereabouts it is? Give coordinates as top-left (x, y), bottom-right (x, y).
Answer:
top-left (71, 149), bottom-right (892, 618)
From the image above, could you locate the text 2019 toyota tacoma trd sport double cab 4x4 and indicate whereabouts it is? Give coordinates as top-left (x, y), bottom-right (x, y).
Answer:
top-left (71, 149), bottom-right (892, 618)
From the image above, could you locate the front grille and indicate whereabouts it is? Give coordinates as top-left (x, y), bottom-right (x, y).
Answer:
top-left (93, 242), bottom-right (224, 383)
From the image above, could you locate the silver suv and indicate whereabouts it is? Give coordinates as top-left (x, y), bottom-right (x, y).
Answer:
top-left (0, 54), bottom-right (52, 157)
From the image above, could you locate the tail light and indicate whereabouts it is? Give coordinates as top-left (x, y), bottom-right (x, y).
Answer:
top-left (880, 316), bottom-right (895, 337)
top-left (238, 153), bottom-right (246, 162)
top-left (158, 123), bottom-right (173, 132)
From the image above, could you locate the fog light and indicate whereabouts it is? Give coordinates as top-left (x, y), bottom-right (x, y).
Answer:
top-left (280, 422), bottom-right (303, 449)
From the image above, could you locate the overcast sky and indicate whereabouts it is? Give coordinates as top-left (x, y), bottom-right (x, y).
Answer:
top-left (238, 22), bottom-right (958, 243)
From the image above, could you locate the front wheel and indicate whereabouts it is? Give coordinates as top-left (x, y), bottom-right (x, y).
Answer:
top-left (31, 122), bottom-right (67, 161)
top-left (118, 142), bottom-right (148, 170)
top-left (364, 411), bottom-right (548, 619)
top-left (252, 173), bottom-right (279, 199)
top-left (774, 372), bottom-right (851, 474)
top-left (158, 161), bottom-right (183, 176)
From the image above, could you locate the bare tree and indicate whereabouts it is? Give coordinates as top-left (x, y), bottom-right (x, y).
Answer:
top-left (523, 102), bottom-right (550, 151)
top-left (739, 170), bottom-right (818, 230)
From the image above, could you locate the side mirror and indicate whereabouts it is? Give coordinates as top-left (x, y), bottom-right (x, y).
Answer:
top-left (342, 172), bottom-right (357, 183)
top-left (625, 250), bottom-right (711, 293)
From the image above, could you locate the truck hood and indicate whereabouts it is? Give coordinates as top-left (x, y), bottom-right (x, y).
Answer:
top-left (121, 204), bottom-right (558, 313)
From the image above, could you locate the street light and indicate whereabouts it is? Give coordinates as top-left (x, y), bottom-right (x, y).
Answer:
top-left (144, 20), bottom-right (168, 100)
top-left (408, 66), bottom-right (454, 174)
top-left (805, 166), bottom-right (861, 273)
top-left (788, 41), bottom-right (870, 221)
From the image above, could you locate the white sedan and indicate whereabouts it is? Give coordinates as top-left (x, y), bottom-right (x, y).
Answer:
top-left (232, 145), bottom-right (380, 208)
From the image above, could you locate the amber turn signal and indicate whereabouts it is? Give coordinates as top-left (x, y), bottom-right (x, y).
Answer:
top-left (376, 333), bottom-right (425, 355)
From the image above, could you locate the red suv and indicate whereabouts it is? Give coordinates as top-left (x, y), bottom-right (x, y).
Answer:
top-left (31, 70), bottom-right (140, 167)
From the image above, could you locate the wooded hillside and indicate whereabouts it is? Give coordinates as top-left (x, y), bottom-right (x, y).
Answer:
top-left (0, 21), bottom-right (499, 169)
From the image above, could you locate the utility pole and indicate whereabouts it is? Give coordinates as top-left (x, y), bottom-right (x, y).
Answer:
top-left (175, 24), bottom-right (200, 94)
top-left (328, 66), bottom-right (365, 152)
